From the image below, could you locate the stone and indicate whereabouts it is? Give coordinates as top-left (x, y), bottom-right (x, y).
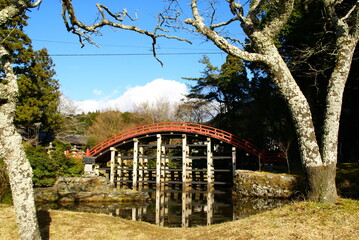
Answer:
top-left (233, 170), bottom-right (305, 198)
top-left (34, 176), bottom-right (149, 203)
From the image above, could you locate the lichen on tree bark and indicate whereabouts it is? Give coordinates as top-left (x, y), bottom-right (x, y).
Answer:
top-left (0, 30), bottom-right (41, 240)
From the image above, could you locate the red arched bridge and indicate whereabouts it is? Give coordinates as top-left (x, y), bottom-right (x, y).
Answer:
top-left (86, 122), bottom-right (284, 163)
top-left (84, 122), bottom-right (285, 188)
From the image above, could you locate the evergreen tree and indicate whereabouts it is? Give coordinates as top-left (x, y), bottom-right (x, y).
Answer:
top-left (0, 0), bottom-right (62, 141)
top-left (15, 48), bottom-right (62, 139)
top-left (0, 0), bottom-right (32, 79)
top-left (186, 55), bottom-right (251, 131)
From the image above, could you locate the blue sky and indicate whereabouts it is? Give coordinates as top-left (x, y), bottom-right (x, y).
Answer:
top-left (24, 1), bottom-right (233, 112)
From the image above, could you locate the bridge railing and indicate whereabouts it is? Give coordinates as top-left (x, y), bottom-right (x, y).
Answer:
top-left (88, 122), bottom-right (265, 157)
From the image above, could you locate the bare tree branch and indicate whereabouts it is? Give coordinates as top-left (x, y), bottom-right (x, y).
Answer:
top-left (227, 0), bottom-right (246, 24)
top-left (210, 16), bottom-right (239, 29)
top-left (262, 0), bottom-right (295, 38)
top-left (61, 0), bottom-right (191, 65)
top-left (0, 0), bottom-right (43, 25)
top-left (341, 2), bottom-right (357, 22)
top-left (29, 0), bottom-right (43, 8)
top-left (239, 0), bottom-right (263, 28)
top-left (185, 0), bottom-right (266, 63)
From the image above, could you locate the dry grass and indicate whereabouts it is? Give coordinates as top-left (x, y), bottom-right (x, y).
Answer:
top-left (1, 198), bottom-right (358, 240)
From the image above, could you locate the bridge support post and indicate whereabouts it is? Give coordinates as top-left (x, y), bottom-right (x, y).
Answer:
top-left (232, 147), bottom-right (237, 178)
top-left (143, 151), bottom-right (148, 184)
top-left (110, 147), bottom-right (117, 186)
top-left (156, 185), bottom-right (166, 226)
top-left (94, 165), bottom-right (99, 176)
top-left (182, 134), bottom-right (189, 189)
top-left (207, 138), bottom-right (214, 190)
top-left (207, 188), bottom-right (214, 225)
top-left (138, 146), bottom-right (144, 189)
top-left (161, 145), bottom-right (167, 183)
top-left (117, 151), bottom-right (122, 188)
top-left (181, 187), bottom-right (191, 227)
top-left (133, 138), bottom-right (139, 189)
top-left (156, 134), bottom-right (162, 186)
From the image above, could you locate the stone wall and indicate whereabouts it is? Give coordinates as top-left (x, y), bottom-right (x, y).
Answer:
top-left (34, 176), bottom-right (149, 203)
top-left (233, 170), bottom-right (304, 198)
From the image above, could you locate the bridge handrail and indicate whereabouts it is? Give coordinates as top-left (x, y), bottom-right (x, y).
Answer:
top-left (88, 122), bottom-right (264, 157)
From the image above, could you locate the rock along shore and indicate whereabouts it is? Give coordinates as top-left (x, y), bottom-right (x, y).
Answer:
top-left (34, 176), bottom-right (149, 203)
top-left (233, 170), bottom-right (305, 198)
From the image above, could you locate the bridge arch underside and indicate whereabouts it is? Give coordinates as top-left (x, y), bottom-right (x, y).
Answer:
top-left (89, 131), bottom-right (260, 189)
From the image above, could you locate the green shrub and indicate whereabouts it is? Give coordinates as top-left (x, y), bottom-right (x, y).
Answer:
top-left (25, 144), bottom-right (83, 187)
top-left (25, 145), bottom-right (57, 187)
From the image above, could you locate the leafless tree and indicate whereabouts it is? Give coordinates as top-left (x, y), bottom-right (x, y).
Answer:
top-left (86, 110), bottom-right (152, 146)
top-left (133, 97), bottom-right (175, 123)
top-left (174, 98), bottom-right (215, 123)
top-left (61, 0), bottom-right (358, 202)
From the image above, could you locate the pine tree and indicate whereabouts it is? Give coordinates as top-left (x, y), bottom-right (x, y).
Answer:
top-left (15, 48), bottom-right (62, 140)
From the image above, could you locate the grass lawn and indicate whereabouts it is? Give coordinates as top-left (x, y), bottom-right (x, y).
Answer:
top-left (1, 198), bottom-right (358, 240)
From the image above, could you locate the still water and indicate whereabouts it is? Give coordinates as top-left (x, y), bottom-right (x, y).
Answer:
top-left (37, 187), bottom-right (289, 228)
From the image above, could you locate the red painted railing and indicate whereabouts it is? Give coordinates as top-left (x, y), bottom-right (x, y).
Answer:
top-left (87, 122), bottom-right (285, 163)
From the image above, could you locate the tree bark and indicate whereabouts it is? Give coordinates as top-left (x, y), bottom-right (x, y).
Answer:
top-left (306, 163), bottom-right (337, 202)
top-left (256, 38), bottom-right (339, 202)
top-left (321, 36), bottom-right (358, 166)
top-left (0, 46), bottom-right (41, 240)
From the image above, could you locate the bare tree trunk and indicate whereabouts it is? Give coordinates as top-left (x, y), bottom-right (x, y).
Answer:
top-left (184, 1), bottom-right (339, 202)
top-left (306, 163), bottom-right (337, 202)
top-left (262, 43), bottom-right (338, 202)
top-left (0, 46), bottom-right (41, 240)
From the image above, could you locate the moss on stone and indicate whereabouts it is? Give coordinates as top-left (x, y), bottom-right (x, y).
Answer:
top-left (35, 176), bottom-right (149, 203)
top-left (233, 170), bottom-right (305, 198)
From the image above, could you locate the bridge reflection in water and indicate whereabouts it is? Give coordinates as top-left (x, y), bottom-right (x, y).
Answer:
top-left (124, 187), bottom-right (289, 227)
top-left (38, 187), bottom-right (289, 228)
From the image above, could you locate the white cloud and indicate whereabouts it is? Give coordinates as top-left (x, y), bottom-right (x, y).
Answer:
top-left (73, 79), bottom-right (187, 113)
top-left (92, 89), bottom-right (103, 96)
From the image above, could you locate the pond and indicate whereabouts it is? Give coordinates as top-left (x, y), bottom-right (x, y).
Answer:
top-left (37, 187), bottom-right (290, 228)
